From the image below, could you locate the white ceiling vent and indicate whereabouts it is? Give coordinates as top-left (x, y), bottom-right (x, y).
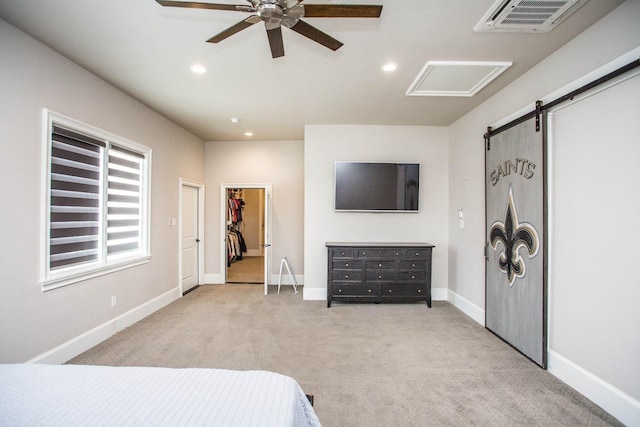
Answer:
top-left (474, 0), bottom-right (589, 33)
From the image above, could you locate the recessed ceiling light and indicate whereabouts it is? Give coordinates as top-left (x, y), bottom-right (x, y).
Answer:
top-left (231, 117), bottom-right (241, 123)
top-left (190, 64), bottom-right (207, 74)
top-left (381, 62), bottom-right (397, 72)
top-left (244, 132), bottom-right (254, 137)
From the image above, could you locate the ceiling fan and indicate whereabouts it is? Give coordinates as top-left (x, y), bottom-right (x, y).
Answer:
top-left (155, 0), bottom-right (383, 58)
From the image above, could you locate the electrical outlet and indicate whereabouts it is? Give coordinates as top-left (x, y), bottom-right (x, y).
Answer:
top-left (111, 295), bottom-right (117, 307)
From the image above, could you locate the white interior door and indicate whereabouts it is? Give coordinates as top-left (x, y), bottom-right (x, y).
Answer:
top-left (181, 184), bottom-right (199, 293)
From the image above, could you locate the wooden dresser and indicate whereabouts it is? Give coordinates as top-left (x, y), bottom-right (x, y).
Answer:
top-left (326, 242), bottom-right (434, 308)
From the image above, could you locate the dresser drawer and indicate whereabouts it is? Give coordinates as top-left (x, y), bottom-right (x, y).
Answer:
top-left (332, 270), bottom-right (362, 281)
top-left (366, 260), bottom-right (395, 269)
top-left (365, 269), bottom-right (397, 281)
top-left (333, 259), bottom-right (362, 270)
top-left (404, 248), bottom-right (430, 259)
top-left (399, 260), bottom-right (427, 270)
top-left (358, 248), bottom-right (404, 259)
top-left (332, 283), bottom-right (379, 296)
top-left (332, 248), bottom-right (357, 258)
top-left (382, 284), bottom-right (427, 297)
top-left (399, 270), bottom-right (427, 281)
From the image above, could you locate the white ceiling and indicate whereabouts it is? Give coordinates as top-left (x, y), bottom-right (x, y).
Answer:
top-left (0, 0), bottom-right (624, 141)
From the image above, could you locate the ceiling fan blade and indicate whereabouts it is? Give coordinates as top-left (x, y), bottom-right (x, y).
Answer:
top-left (266, 25), bottom-right (285, 58)
top-left (155, 0), bottom-right (253, 12)
top-left (289, 19), bottom-right (343, 51)
top-left (302, 4), bottom-right (382, 18)
top-left (207, 16), bottom-right (260, 43)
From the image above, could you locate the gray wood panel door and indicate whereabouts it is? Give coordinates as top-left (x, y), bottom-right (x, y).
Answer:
top-left (485, 115), bottom-right (547, 368)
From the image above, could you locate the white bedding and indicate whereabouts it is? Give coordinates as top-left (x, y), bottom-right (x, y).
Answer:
top-left (0, 364), bottom-right (321, 427)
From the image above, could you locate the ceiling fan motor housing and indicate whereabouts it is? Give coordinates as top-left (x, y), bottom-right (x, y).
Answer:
top-left (257, 3), bottom-right (284, 25)
top-left (250, 0), bottom-right (304, 28)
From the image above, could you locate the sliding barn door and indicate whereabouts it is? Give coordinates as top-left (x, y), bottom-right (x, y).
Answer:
top-left (485, 115), bottom-right (547, 368)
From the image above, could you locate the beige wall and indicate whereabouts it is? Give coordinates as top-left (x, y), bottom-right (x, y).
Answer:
top-left (204, 140), bottom-right (304, 283)
top-left (0, 19), bottom-right (204, 363)
top-left (303, 125), bottom-right (449, 300)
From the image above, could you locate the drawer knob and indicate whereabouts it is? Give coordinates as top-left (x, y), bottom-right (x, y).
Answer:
top-left (345, 263), bottom-right (349, 267)
top-left (345, 275), bottom-right (349, 279)
top-left (388, 289), bottom-right (392, 293)
top-left (411, 275), bottom-right (415, 279)
top-left (415, 252), bottom-right (419, 256)
top-left (368, 289), bottom-right (372, 293)
top-left (378, 263), bottom-right (382, 267)
top-left (411, 263), bottom-right (415, 267)
top-left (417, 289), bottom-right (422, 293)
top-left (338, 289), bottom-right (342, 293)
top-left (378, 275), bottom-right (382, 279)
top-left (362, 252), bottom-right (366, 255)
top-left (395, 252), bottom-right (399, 256)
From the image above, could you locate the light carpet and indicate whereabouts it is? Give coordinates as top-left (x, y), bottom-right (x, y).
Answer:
top-left (68, 284), bottom-right (621, 427)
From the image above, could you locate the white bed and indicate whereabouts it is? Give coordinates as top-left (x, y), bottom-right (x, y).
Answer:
top-left (0, 364), bottom-right (321, 427)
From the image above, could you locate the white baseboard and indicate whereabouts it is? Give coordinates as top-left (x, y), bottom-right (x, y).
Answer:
top-left (204, 273), bottom-right (222, 284)
top-left (432, 287), bottom-right (448, 301)
top-left (303, 287), bottom-right (326, 301)
top-left (447, 289), bottom-right (485, 326)
top-left (27, 287), bottom-right (181, 365)
top-left (548, 350), bottom-right (640, 427)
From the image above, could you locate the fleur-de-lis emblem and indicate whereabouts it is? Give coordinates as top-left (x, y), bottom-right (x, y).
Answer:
top-left (490, 186), bottom-right (539, 286)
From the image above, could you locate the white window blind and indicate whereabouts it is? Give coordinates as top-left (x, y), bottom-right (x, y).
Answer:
top-left (49, 125), bottom-right (105, 270)
top-left (107, 145), bottom-right (144, 258)
top-left (43, 111), bottom-right (150, 290)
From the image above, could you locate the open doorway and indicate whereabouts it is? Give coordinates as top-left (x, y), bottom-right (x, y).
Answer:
top-left (226, 187), bottom-right (264, 284)
top-left (220, 184), bottom-right (272, 294)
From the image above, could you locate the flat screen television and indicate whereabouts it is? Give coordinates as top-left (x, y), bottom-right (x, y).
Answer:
top-left (334, 161), bottom-right (420, 212)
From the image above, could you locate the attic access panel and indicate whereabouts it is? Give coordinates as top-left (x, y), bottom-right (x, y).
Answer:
top-left (406, 61), bottom-right (512, 97)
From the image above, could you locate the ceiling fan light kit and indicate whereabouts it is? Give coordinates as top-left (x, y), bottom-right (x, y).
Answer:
top-left (156, 0), bottom-right (382, 58)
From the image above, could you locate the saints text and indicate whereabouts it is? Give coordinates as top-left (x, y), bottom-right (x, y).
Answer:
top-left (490, 158), bottom-right (536, 186)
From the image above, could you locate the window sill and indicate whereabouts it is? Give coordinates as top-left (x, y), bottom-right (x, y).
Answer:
top-left (41, 255), bottom-right (151, 292)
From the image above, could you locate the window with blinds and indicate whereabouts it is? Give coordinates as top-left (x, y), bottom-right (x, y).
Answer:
top-left (43, 111), bottom-right (150, 290)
